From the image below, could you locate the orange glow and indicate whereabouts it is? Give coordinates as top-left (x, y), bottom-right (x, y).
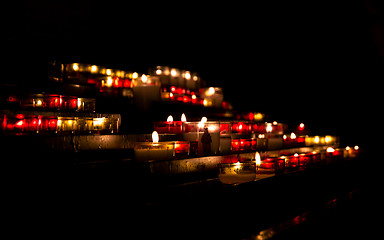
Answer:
top-left (255, 152), bottom-right (261, 166)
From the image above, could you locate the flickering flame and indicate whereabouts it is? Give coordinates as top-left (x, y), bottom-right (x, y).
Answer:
top-left (72, 63), bottom-right (79, 71)
top-left (201, 116), bottom-right (207, 123)
top-left (206, 87), bottom-right (215, 96)
top-left (184, 71), bottom-right (191, 80)
top-left (290, 132), bottom-right (296, 139)
top-left (326, 147), bottom-right (335, 153)
top-left (181, 113), bottom-right (187, 122)
top-left (141, 74), bottom-right (147, 83)
top-left (255, 152), bottom-right (261, 166)
top-left (299, 123), bottom-right (305, 130)
top-left (167, 115), bottom-right (173, 122)
top-left (152, 131), bottom-right (159, 143)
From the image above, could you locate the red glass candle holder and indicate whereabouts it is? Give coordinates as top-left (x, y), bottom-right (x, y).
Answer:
top-left (174, 141), bottom-right (190, 158)
top-left (154, 121), bottom-right (183, 134)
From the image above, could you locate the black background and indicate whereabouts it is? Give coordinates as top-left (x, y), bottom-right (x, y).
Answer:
top-left (5, 0), bottom-right (384, 147)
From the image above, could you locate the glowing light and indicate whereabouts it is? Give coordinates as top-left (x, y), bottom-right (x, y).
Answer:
top-left (294, 153), bottom-right (299, 157)
top-left (193, 75), bottom-right (198, 81)
top-left (167, 115), bottom-right (173, 123)
top-left (283, 135), bottom-right (287, 140)
top-left (326, 147), bottom-right (335, 153)
top-left (106, 77), bottom-right (113, 87)
top-left (290, 132), bottom-right (296, 139)
top-left (266, 123), bottom-right (272, 133)
top-left (184, 71), bottom-right (191, 80)
top-left (156, 69), bottom-right (162, 75)
top-left (132, 72), bottom-right (138, 79)
top-left (181, 113), bottom-right (187, 122)
top-left (273, 121), bottom-right (278, 125)
top-left (171, 69), bottom-right (177, 76)
top-left (254, 113), bottom-right (263, 121)
top-left (36, 99), bottom-right (42, 107)
top-left (152, 131), bottom-right (159, 143)
top-left (106, 69), bottom-right (112, 75)
top-left (141, 74), bottom-right (147, 83)
top-left (93, 118), bottom-right (105, 128)
top-left (354, 145), bottom-right (359, 150)
top-left (299, 123), bottom-right (305, 130)
top-left (255, 152), bottom-right (261, 166)
top-left (201, 117), bottom-right (207, 123)
top-left (203, 99), bottom-right (208, 106)
top-left (206, 87), bottom-right (215, 96)
top-left (314, 136), bottom-right (320, 144)
top-left (91, 65), bottom-right (98, 73)
top-left (345, 146), bottom-right (350, 151)
top-left (325, 136), bottom-right (332, 143)
top-left (234, 161), bottom-right (241, 170)
top-left (191, 94), bottom-right (196, 100)
top-left (72, 63), bottom-right (79, 71)
top-left (258, 134), bottom-right (265, 138)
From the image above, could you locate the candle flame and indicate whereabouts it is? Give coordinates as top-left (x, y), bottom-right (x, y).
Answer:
top-left (290, 132), bottom-right (296, 139)
top-left (167, 115), bottom-right (173, 122)
top-left (201, 116), bottom-right (207, 123)
top-left (141, 74), bottom-right (147, 83)
top-left (326, 147), bottom-right (335, 153)
top-left (152, 131), bottom-right (159, 143)
top-left (255, 152), bottom-right (261, 166)
top-left (181, 113), bottom-right (187, 122)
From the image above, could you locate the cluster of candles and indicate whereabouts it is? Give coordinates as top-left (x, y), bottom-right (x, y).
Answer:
top-left (135, 114), bottom-right (342, 162)
top-left (218, 146), bottom-right (360, 184)
top-left (5, 93), bottom-right (96, 112)
top-left (1, 113), bottom-right (120, 134)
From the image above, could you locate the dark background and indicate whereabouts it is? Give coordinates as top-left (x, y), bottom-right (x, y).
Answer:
top-left (4, 0), bottom-right (383, 147)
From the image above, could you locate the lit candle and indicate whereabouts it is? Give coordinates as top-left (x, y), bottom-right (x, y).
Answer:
top-left (153, 114), bottom-right (186, 134)
top-left (134, 131), bottom-right (175, 162)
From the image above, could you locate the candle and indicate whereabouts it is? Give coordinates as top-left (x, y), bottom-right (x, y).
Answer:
top-left (254, 152), bottom-right (276, 178)
top-left (153, 114), bottom-right (186, 134)
top-left (134, 131), bottom-right (175, 162)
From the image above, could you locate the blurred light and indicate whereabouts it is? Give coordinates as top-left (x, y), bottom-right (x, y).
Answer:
top-left (106, 69), bottom-right (112, 75)
top-left (167, 115), bottom-right (173, 122)
top-left (345, 146), bottom-right (350, 151)
top-left (184, 71), bottom-right (191, 80)
top-left (132, 72), bottom-right (138, 79)
top-left (152, 131), bottom-right (159, 143)
top-left (156, 69), bottom-right (162, 75)
top-left (255, 152), bottom-right (261, 166)
top-left (273, 121), bottom-right (278, 125)
top-left (201, 117), bottom-right (207, 123)
top-left (206, 87), bottom-right (215, 96)
top-left (354, 145), bottom-right (359, 150)
top-left (290, 132), bottom-right (296, 139)
top-left (181, 113), bottom-right (187, 122)
top-left (91, 65), bottom-right (98, 73)
top-left (72, 63), bottom-right (79, 71)
top-left (106, 77), bottom-right (113, 87)
top-left (314, 136), bottom-right (320, 144)
top-left (327, 147), bottom-right (335, 153)
top-left (141, 74), bottom-right (147, 83)
top-left (266, 123), bottom-right (272, 133)
top-left (171, 69), bottom-right (177, 76)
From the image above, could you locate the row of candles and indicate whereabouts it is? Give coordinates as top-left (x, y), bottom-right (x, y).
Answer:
top-left (5, 93), bottom-right (96, 112)
top-left (1, 114), bottom-right (120, 134)
top-left (218, 147), bottom-right (359, 184)
top-left (135, 115), bottom-right (340, 161)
